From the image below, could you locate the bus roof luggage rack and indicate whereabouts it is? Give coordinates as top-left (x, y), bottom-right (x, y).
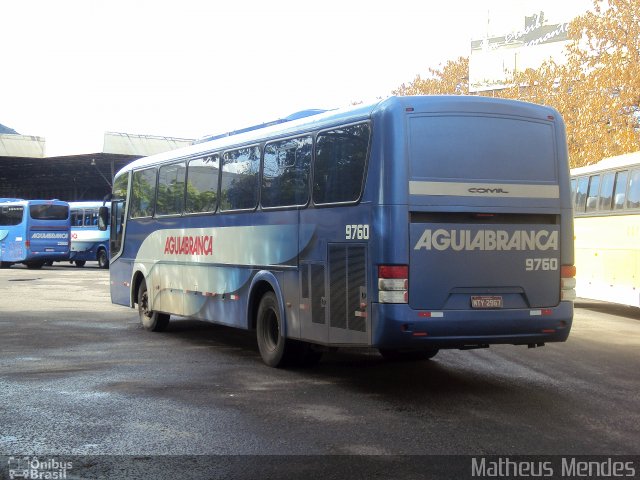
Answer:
top-left (193, 109), bottom-right (328, 144)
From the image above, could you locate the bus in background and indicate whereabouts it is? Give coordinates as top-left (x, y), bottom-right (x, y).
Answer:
top-left (571, 151), bottom-right (640, 307)
top-left (69, 201), bottom-right (110, 269)
top-left (0, 199), bottom-right (70, 269)
top-left (101, 96), bottom-right (575, 367)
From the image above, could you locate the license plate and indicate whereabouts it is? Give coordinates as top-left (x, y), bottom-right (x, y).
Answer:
top-left (471, 296), bottom-right (503, 309)
top-left (44, 248), bottom-right (55, 252)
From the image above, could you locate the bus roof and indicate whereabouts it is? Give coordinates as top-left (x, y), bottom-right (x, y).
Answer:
top-left (571, 151), bottom-right (640, 176)
top-left (68, 201), bottom-right (107, 209)
top-left (118, 95), bottom-right (561, 176)
top-left (0, 199), bottom-right (68, 206)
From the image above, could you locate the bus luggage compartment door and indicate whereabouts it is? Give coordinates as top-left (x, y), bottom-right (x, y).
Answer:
top-left (409, 218), bottom-right (560, 310)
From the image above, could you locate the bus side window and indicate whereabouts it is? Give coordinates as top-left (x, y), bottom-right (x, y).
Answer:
top-left (130, 168), bottom-right (157, 218)
top-left (262, 136), bottom-right (312, 208)
top-left (626, 169), bottom-right (640, 209)
top-left (574, 176), bottom-right (589, 213)
top-left (313, 123), bottom-right (370, 205)
top-left (220, 146), bottom-right (260, 211)
top-left (156, 162), bottom-right (186, 216)
top-left (597, 171), bottom-right (615, 211)
top-left (186, 155), bottom-right (219, 214)
top-left (613, 170), bottom-right (629, 210)
top-left (585, 175), bottom-right (600, 212)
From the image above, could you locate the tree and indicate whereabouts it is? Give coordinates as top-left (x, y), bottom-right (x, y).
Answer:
top-left (392, 57), bottom-right (469, 96)
top-left (561, 0), bottom-right (640, 166)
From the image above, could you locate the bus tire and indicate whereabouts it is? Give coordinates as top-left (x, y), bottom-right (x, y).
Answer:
top-left (378, 348), bottom-right (439, 361)
top-left (97, 249), bottom-right (109, 269)
top-left (26, 261), bottom-right (44, 270)
top-left (137, 280), bottom-right (170, 332)
top-left (256, 291), bottom-right (293, 368)
top-left (0, 262), bottom-right (11, 269)
top-left (74, 260), bottom-right (86, 267)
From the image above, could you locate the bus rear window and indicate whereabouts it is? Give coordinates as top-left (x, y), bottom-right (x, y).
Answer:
top-left (29, 204), bottom-right (68, 220)
top-left (0, 206), bottom-right (24, 226)
top-left (409, 115), bottom-right (557, 182)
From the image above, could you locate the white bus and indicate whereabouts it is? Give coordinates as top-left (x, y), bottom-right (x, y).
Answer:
top-left (571, 151), bottom-right (640, 307)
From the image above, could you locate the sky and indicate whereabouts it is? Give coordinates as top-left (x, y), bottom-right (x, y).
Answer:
top-left (1, 0), bottom-right (592, 156)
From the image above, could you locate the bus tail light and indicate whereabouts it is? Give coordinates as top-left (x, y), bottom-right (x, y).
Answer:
top-left (378, 265), bottom-right (408, 304)
top-left (25, 239), bottom-right (30, 250)
top-left (561, 265), bottom-right (576, 301)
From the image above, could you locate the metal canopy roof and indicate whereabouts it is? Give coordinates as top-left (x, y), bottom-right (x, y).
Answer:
top-left (0, 134), bottom-right (45, 158)
top-left (0, 152), bottom-right (138, 201)
top-left (0, 132), bottom-right (194, 201)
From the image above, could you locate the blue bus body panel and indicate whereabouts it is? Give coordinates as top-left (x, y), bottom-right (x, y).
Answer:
top-left (0, 229), bottom-right (27, 261)
top-left (27, 225), bottom-right (70, 261)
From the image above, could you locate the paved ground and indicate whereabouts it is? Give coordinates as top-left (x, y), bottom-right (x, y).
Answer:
top-left (0, 265), bottom-right (638, 478)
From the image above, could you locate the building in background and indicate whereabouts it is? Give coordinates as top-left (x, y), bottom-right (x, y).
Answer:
top-left (0, 132), bottom-right (193, 201)
top-left (469, 3), bottom-right (590, 93)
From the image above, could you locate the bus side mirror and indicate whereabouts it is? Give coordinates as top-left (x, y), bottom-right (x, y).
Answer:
top-left (98, 206), bottom-right (109, 231)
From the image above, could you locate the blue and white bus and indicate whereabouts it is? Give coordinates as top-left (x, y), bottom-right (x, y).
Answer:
top-left (101, 96), bottom-right (575, 367)
top-left (69, 201), bottom-right (110, 269)
top-left (0, 198), bottom-right (70, 269)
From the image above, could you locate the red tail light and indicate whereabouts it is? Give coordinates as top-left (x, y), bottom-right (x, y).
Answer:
top-left (561, 264), bottom-right (576, 301)
top-left (378, 265), bottom-right (408, 279)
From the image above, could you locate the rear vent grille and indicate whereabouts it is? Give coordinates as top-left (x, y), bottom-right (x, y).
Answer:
top-left (311, 264), bottom-right (326, 324)
top-left (329, 244), bottom-right (367, 332)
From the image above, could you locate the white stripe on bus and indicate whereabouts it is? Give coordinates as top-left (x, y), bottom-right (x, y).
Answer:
top-left (409, 181), bottom-right (560, 199)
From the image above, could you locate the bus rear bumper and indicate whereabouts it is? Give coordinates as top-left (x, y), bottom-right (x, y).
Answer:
top-left (27, 252), bottom-right (70, 262)
top-left (371, 302), bottom-right (573, 349)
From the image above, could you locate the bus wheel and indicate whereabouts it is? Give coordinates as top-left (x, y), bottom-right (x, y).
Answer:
top-left (378, 348), bottom-right (439, 361)
top-left (74, 260), bottom-right (86, 267)
top-left (256, 291), bottom-right (293, 367)
top-left (137, 280), bottom-right (170, 332)
top-left (97, 249), bottom-right (109, 269)
top-left (26, 261), bottom-right (44, 270)
top-left (0, 262), bottom-right (11, 269)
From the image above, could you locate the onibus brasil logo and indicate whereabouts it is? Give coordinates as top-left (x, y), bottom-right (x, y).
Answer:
top-left (7, 456), bottom-right (72, 479)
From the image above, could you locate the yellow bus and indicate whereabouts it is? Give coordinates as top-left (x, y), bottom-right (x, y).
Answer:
top-left (571, 151), bottom-right (640, 307)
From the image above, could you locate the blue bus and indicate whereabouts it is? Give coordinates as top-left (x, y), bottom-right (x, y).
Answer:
top-left (101, 96), bottom-right (575, 367)
top-left (0, 199), bottom-right (70, 269)
top-left (69, 201), bottom-right (110, 269)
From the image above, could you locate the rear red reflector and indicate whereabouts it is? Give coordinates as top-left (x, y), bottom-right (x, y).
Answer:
top-left (542, 329), bottom-right (556, 333)
top-left (406, 107), bottom-right (414, 112)
top-left (413, 332), bottom-right (427, 337)
top-left (561, 265), bottom-right (576, 278)
top-left (378, 265), bottom-right (408, 279)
